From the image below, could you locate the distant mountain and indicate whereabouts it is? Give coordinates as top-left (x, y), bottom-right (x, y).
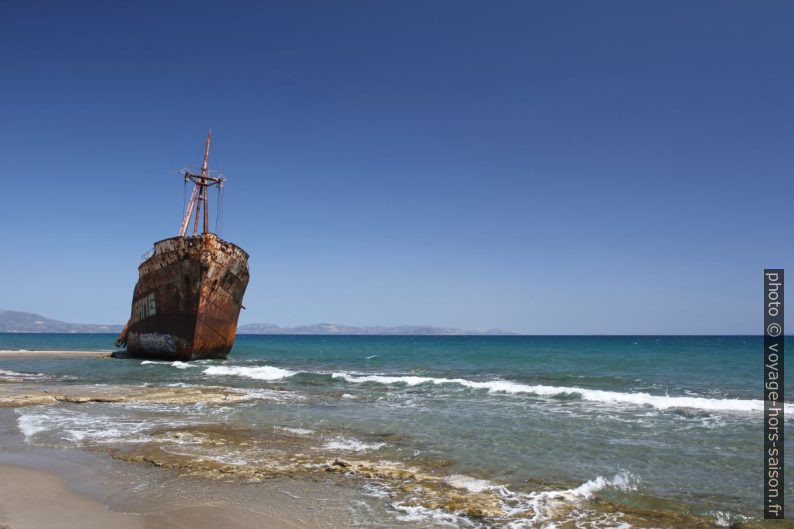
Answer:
top-left (0, 310), bottom-right (123, 334)
top-left (237, 322), bottom-right (517, 336)
top-left (0, 310), bottom-right (516, 336)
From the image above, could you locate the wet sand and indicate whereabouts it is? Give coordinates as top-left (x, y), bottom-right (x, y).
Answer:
top-left (0, 456), bottom-right (330, 529)
top-left (0, 463), bottom-right (147, 529)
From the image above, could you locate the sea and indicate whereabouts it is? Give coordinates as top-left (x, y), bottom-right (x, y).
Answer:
top-left (0, 334), bottom-right (789, 528)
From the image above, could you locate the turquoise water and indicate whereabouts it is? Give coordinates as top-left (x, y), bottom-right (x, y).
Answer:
top-left (1, 334), bottom-right (790, 526)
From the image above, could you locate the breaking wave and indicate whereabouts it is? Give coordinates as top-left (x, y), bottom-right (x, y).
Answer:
top-left (150, 359), bottom-right (778, 415)
top-left (495, 471), bottom-right (639, 527)
top-left (203, 365), bottom-right (296, 380)
top-left (331, 372), bottom-right (781, 414)
top-left (141, 360), bottom-right (192, 369)
top-left (392, 471), bottom-right (639, 528)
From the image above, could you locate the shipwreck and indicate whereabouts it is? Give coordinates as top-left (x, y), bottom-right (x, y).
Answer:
top-left (116, 132), bottom-right (249, 360)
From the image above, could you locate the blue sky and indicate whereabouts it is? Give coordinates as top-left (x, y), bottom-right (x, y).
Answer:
top-left (1, 1), bottom-right (792, 333)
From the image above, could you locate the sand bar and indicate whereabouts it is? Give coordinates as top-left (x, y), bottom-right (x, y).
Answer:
top-left (0, 350), bottom-right (112, 358)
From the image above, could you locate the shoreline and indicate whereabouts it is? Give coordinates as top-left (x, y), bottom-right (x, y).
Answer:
top-left (0, 396), bottom-right (363, 529)
top-left (0, 337), bottom-right (784, 529)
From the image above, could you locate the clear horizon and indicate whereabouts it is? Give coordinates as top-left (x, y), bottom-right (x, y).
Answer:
top-left (2, 2), bottom-right (792, 334)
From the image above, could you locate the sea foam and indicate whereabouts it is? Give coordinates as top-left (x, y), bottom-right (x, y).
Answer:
top-left (203, 365), bottom-right (296, 380)
top-left (392, 503), bottom-right (466, 525)
top-left (141, 360), bottom-right (192, 369)
top-left (444, 474), bottom-right (495, 493)
top-left (17, 413), bottom-right (49, 438)
top-left (16, 409), bottom-right (158, 444)
top-left (276, 426), bottom-right (315, 436)
top-left (322, 436), bottom-right (386, 452)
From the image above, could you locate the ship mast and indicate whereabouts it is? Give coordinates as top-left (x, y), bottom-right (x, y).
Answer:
top-left (178, 130), bottom-right (225, 237)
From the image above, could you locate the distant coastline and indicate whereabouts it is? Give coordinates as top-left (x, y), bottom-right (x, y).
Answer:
top-left (1, 310), bottom-right (766, 336)
top-left (236, 322), bottom-right (516, 336)
top-left (0, 310), bottom-right (516, 336)
top-left (0, 310), bottom-right (123, 334)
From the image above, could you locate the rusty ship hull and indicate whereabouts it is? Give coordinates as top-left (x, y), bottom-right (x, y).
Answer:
top-left (121, 234), bottom-right (249, 361)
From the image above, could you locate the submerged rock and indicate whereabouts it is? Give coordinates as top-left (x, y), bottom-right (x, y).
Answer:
top-left (0, 384), bottom-right (250, 407)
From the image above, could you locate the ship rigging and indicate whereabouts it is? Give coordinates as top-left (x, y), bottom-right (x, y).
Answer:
top-left (179, 130), bottom-right (225, 237)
